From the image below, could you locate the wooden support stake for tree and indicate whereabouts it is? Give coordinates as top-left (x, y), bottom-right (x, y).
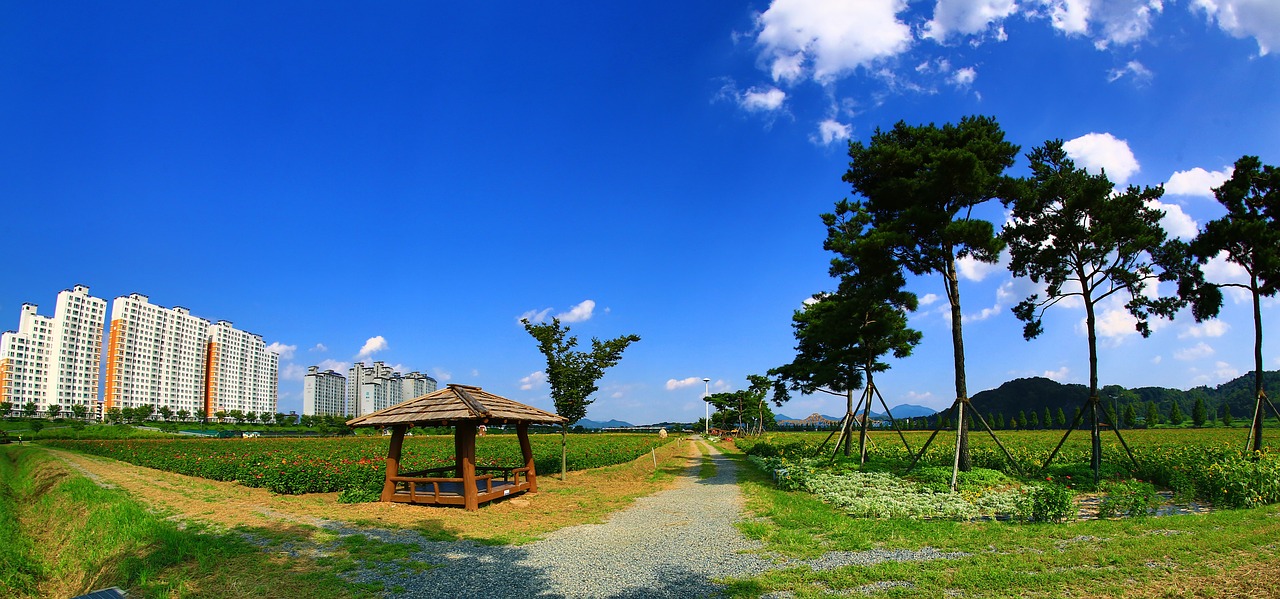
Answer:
top-left (1041, 398), bottom-right (1091, 473)
top-left (951, 401), bottom-right (965, 491)
top-left (872, 384), bottom-right (914, 455)
top-left (970, 408), bottom-right (1023, 476)
top-left (904, 405), bottom-right (951, 475)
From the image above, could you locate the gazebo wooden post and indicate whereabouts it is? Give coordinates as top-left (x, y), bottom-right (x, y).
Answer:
top-left (517, 422), bottom-right (537, 493)
top-left (456, 422), bottom-right (479, 510)
top-left (381, 425), bottom-right (408, 502)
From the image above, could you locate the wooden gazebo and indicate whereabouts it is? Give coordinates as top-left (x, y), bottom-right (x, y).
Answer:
top-left (346, 384), bottom-right (565, 510)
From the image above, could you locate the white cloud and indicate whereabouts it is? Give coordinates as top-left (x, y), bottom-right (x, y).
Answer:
top-left (266, 342), bottom-right (296, 360)
top-left (557, 299), bottom-right (596, 323)
top-left (1107, 60), bottom-right (1153, 83)
top-left (1202, 252), bottom-right (1253, 304)
top-left (1175, 342), bottom-right (1215, 361)
top-left (520, 371), bottom-right (546, 391)
top-left (1062, 132), bottom-right (1140, 184)
top-left (1193, 0), bottom-right (1280, 56)
top-left (1165, 165), bottom-right (1232, 198)
top-left (957, 252), bottom-right (1006, 282)
top-left (1151, 355), bottom-right (1163, 364)
top-left (1212, 360), bottom-right (1240, 380)
top-left (1042, 0), bottom-right (1163, 49)
top-left (433, 368), bottom-right (452, 382)
top-left (1147, 198), bottom-right (1198, 240)
top-left (919, 293), bottom-right (940, 306)
top-left (925, 0), bottom-right (1018, 41)
top-left (814, 119), bottom-right (852, 145)
top-left (665, 377), bottom-right (703, 391)
top-left (754, 0), bottom-right (914, 84)
top-left (280, 363), bottom-right (307, 381)
top-left (964, 303), bottom-right (1003, 323)
top-left (355, 336), bottom-right (388, 360)
top-left (902, 391), bottom-right (934, 402)
top-left (1043, 366), bottom-right (1070, 381)
top-left (951, 66), bottom-right (978, 87)
top-left (1044, 0), bottom-right (1090, 35)
top-left (316, 359), bottom-right (350, 373)
top-left (519, 307), bottom-right (552, 324)
top-left (1094, 305), bottom-right (1140, 339)
top-left (1179, 320), bottom-right (1230, 338)
top-left (310, 343), bottom-right (328, 353)
top-left (740, 86), bottom-right (787, 112)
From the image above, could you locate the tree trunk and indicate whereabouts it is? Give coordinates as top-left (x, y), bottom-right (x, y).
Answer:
top-left (560, 423), bottom-right (568, 481)
top-left (945, 255), bottom-right (971, 472)
top-left (1085, 296), bottom-right (1101, 480)
top-left (1251, 273), bottom-right (1265, 453)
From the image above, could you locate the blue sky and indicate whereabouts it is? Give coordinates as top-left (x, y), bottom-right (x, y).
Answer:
top-left (2, 1), bottom-right (1277, 424)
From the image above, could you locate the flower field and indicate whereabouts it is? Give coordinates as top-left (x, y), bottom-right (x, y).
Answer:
top-left (43, 433), bottom-right (668, 496)
top-left (739, 427), bottom-right (1280, 519)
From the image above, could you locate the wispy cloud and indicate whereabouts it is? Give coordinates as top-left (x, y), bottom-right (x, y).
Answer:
top-left (520, 371), bottom-right (546, 391)
top-left (309, 343), bottom-right (328, 353)
top-left (1179, 320), bottom-right (1229, 339)
top-left (519, 308), bottom-right (552, 324)
top-left (280, 363), bottom-right (307, 381)
top-left (1175, 342), bottom-right (1215, 361)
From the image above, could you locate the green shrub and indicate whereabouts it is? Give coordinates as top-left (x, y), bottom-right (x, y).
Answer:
top-left (1097, 479), bottom-right (1159, 518)
top-left (1020, 483), bottom-right (1075, 523)
top-left (337, 486), bottom-right (381, 504)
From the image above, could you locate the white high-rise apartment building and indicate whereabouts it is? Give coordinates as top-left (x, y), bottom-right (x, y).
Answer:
top-left (345, 361), bottom-right (437, 417)
top-left (104, 294), bottom-right (211, 417)
top-left (206, 321), bottom-right (279, 418)
top-left (0, 285), bottom-right (106, 417)
top-left (303, 366), bottom-right (347, 417)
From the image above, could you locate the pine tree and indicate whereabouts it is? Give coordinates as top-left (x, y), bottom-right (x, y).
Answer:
top-left (1017, 410), bottom-right (1028, 430)
top-left (1124, 404), bottom-right (1138, 430)
top-left (1192, 396), bottom-right (1208, 427)
top-left (1222, 404), bottom-right (1234, 427)
top-left (1169, 402), bottom-right (1185, 426)
top-left (1146, 401), bottom-right (1161, 427)
top-left (1029, 411), bottom-right (1040, 429)
top-left (1043, 407), bottom-right (1053, 430)
top-left (1055, 407), bottom-right (1067, 428)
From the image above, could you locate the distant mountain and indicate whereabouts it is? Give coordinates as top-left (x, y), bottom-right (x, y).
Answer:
top-left (777, 405), bottom-right (935, 421)
top-left (578, 418), bottom-right (635, 429)
top-left (960, 371), bottom-right (1280, 421)
top-left (880, 404), bottom-right (937, 418)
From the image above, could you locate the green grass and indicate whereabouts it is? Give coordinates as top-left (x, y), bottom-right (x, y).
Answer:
top-left (724, 447), bottom-right (1280, 597)
top-left (0, 445), bottom-right (377, 598)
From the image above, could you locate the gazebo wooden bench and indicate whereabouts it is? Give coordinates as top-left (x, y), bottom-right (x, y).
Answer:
top-left (346, 384), bottom-right (566, 510)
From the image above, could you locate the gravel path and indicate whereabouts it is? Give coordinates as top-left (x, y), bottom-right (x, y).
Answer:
top-left (336, 439), bottom-right (965, 598)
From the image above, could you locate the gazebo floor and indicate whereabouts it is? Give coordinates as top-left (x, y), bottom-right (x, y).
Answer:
top-left (390, 480), bottom-right (530, 507)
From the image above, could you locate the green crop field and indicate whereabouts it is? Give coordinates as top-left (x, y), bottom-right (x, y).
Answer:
top-left (43, 433), bottom-right (668, 496)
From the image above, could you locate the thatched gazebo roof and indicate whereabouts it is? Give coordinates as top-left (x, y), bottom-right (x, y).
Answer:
top-left (346, 384), bottom-right (566, 428)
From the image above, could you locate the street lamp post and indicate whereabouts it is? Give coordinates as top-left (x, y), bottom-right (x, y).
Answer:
top-left (703, 378), bottom-right (711, 435)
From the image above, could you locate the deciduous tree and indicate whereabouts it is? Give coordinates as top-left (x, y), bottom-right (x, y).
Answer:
top-left (523, 317), bottom-right (640, 480)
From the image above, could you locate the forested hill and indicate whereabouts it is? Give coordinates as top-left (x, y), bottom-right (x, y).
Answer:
top-left (967, 371), bottom-right (1280, 421)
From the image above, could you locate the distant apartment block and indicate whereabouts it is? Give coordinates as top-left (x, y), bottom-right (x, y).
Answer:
top-left (105, 294), bottom-right (210, 416)
top-left (206, 320), bottom-right (279, 418)
top-left (0, 285), bottom-right (106, 417)
top-left (305, 361), bottom-right (435, 417)
top-left (303, 366), bottom-right (346, 417)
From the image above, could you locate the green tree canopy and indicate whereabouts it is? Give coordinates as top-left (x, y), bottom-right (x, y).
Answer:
top-left (1002, 139), bottom-right (1182, 478)
top-left (1181, 155), bottom-right (1280, 451)
top-left (523, 317), bottom-right (639, 479)
top-left (842, 115), bottom-right (1018, 474)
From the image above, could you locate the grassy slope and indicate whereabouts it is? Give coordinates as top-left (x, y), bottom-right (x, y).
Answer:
top-left (0, 445), bottom-right (374, 599)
